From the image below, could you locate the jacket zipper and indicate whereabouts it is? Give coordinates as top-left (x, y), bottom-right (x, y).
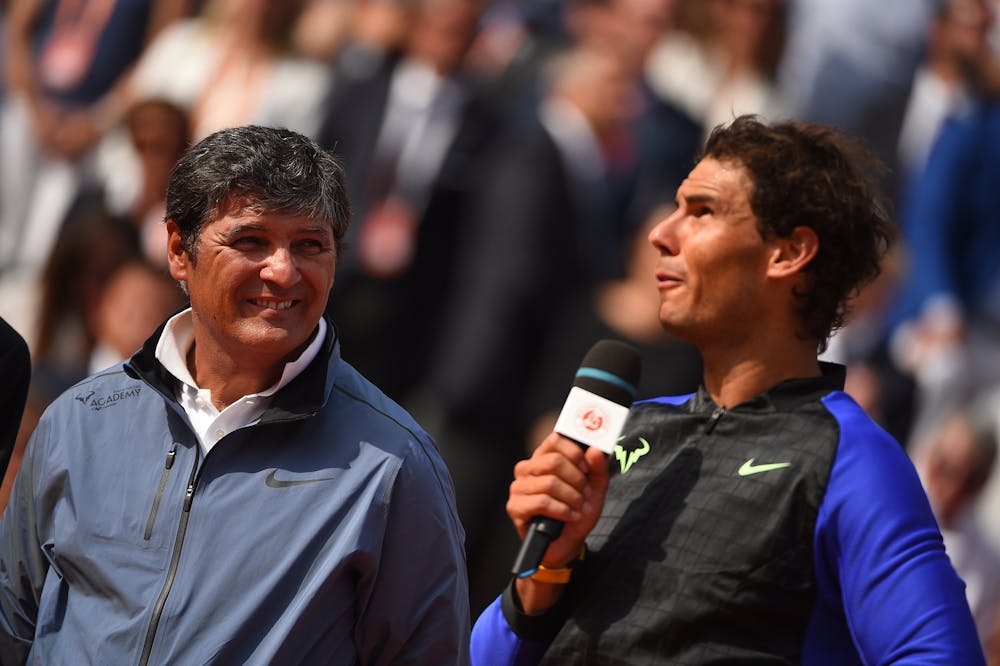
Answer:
top-left (706, 406), bottom-right (726, 433)
top-left (144, 448), bottom-right (176, 541)
top-left (139, 450), bottom-right (201, 666)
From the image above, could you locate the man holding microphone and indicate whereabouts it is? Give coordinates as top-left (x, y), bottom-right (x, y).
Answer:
top-left (472, 116), bottom-right (984, 663)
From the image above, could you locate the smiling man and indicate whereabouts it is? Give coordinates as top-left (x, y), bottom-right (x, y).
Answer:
top-left (470, 116), bottom-right (985, 664)
top-left (0, 126), bottom-right (470, 665)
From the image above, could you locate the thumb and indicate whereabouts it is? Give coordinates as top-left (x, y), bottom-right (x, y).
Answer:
top-left (584, 446), bottom-right (610, 494)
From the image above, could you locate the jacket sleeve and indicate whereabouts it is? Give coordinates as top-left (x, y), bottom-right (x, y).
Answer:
top-left (0, 317), bottom-right (30, 480)
top-left (354, 433), bottom-right (472, 665)
top-left (0, 416), bottom-right (52, 665)
top-left (470, 590), bottom-right (562, 666)
top-left (813, 393), bottom-right (985, 664)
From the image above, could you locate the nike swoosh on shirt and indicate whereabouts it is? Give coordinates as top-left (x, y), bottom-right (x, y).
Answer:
top-left (265, 469), bottom-right (340, 488)
top-left (738, 458), bottom-right (791, 476)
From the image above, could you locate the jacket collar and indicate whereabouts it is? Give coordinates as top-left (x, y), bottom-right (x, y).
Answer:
top-left (125, 314), bottom-right (339, 421)
top-left (688, 362), bottom-right (847, 414)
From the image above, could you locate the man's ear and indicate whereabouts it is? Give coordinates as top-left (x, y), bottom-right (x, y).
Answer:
top-left (165, 220), bottom-right (190, 283)
top-left (768, 226), bottom-right (818, 279)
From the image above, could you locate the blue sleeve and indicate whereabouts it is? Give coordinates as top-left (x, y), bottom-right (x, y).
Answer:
top-left (470, 595), bottom-right (551, 666)
top-left (0, 414), bottom-right (51, 664)
top-left (808, 392), bottom-right (984, 664)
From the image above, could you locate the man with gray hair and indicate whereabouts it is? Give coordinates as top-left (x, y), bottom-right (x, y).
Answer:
top-left (0, 125), bottom-right (470, 665)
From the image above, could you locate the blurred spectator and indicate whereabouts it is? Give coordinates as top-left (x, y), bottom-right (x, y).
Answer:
top-left (417, 42), bottom-right (647, 615)
top-left (777, 0), bottom-right (939, 182)
top-left (330, 0), bottom-right (410, 82)
top-left (32, 197), bottom-right (140, 393)
top-left (0, 0), bottom-right (184, 276)
top-left (889, 89), bottom-right (1000, 448)
top-left (0, 197), bottom-right (140, 513)
top-left (914, 404), bottom-right (1000, 652)
top-left (0, 316), bottom-right (30, 482)
top-left (897, 0), bottom-right (997, 191)
top-left (127, 0), bottom-right (328, 141)
top-left (317, 0), bottom-right (496, 401)
top-left (291, 0), bottom-right (355, 63)
top-left (646, 0), bottom-right (787, 139)
top-left (461, 0), bottom-right (571, 129)
top-left (818, 1), bottom-right (998, 450)
top-left (554, 0), bottom-right (703, 249)
top-left (87, 258), bottom-right (185, 373)
top-left (119, 98), bottom-right (190, 267)
top-left (579, 0), bottom-right (678, 75)
top-left (428, 42), bottom-right (647, 432)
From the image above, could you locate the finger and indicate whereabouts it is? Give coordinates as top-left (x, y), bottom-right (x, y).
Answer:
top-left (533, 432), bottom-right (587, 464)
top-left (514, 448), bottom-right (589, 487)
top-left (510, 470), bottom-right (589, 513)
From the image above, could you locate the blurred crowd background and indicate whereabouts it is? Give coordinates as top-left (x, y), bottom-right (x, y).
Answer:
top-left (2, 0), bottom-right (1000, 655)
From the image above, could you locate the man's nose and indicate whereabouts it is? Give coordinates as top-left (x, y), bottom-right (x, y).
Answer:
top-left (260, 246), bottom-right (300, 286)
top-left (648, 209), bottom-right (681, 255)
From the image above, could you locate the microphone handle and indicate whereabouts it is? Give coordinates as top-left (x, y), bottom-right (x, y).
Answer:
top-left (511, 515), bottom-right (565, 578)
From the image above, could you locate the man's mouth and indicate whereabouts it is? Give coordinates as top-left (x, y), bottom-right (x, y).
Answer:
top-left (655, 270), bottom-right (683, 287)
top-left (250, 299), bottom-right (295, 310)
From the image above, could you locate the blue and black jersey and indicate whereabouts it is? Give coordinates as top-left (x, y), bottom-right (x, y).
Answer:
top-left (471, 364), bottom-right (984, 664)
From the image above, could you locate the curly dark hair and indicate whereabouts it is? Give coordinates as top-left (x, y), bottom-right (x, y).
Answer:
top-left (165, 125), bottom-right (352, 262)
top-left (701, 115), bottom-right (895, 347)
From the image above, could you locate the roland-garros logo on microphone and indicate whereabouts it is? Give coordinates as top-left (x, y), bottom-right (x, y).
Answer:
top-left (579, 407), bottom-right (606, 432)
top-left (556, 387), bottom-right (630, 454)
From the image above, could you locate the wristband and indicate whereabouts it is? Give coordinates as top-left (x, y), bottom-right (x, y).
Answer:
top-left (529, 545), bottom-right (586, 584)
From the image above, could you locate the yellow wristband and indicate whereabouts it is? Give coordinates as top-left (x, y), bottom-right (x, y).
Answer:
top-left (529, 545), bottom-right (586, 584)
top-left (529, 564), bottom-right (573, 584)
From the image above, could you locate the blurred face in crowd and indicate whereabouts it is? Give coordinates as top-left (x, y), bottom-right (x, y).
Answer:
top-left (923, 413), bottom-right (992, 528)
top-left (408, 0), bottom-right (480, 75)
top-left (573, 0), bottom-right (676, 74)
top-left (939, 0), bottom-right (995, 67)
top-left (166, 204), bottom-right (337, 369)
top-left (648, 158), bottom-right (776, 346)
top-left (96, 263), bottom-right (185, 359)
top-left (611, 0), bottom-right (677, 71)
top-left (712, 0), bottom-right (782, 67)
top-left (128, 102), bottom-right (188, 196)
top-left (556, 47), bottom-right (643, 137)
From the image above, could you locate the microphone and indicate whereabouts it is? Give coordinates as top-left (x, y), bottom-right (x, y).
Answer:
top-left (511, 339), bottom-right (641, 579)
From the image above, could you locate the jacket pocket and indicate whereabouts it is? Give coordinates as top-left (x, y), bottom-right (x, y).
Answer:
top-left (144, 447), bottom-right (176, 540)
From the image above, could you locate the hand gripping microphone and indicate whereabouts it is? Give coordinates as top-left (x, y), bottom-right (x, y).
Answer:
top-left (511, 339), bottom-right (641, 579)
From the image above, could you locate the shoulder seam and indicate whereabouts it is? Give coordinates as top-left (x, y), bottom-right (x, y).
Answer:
top-left (331, 384), bottom-right (458, 516)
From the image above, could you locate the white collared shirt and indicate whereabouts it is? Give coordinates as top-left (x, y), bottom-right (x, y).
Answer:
top-left (155, 308), bottom-right (327, 456)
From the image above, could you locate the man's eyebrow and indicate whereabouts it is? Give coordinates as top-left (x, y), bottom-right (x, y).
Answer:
top-left (219, 223), bottom-right (265, 239)
top-left (221, 222), bottom-right (332, 238)
top-left (677, 193), bottom-right (718, 207)
top-left (299, 223), bottom-right (333, 236)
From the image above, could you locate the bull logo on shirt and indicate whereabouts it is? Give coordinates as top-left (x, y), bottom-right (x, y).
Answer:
top-left (614, 436), bottom-right (651, 475)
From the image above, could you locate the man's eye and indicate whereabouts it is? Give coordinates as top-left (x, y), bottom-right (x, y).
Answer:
top-left (232, 237), bottom-right (265, 249)
top-left (692, 206), bottom-right (713, 217)
top-left (296, 239), bottom-right (328, 254)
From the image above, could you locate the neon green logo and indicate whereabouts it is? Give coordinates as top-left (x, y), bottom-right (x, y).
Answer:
top-left (738, 458), bottom-right (791, 476)
top-left (614, 437), bottom-right (650, 474)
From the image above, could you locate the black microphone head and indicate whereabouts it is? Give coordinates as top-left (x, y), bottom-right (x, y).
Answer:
top-left (572, 339), bottom-right (641, 406)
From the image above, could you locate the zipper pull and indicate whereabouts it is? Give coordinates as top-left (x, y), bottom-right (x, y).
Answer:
top-left (707, 406), bottom-right (726, 433)
top-left (183, 483), bottom-right (195, 512)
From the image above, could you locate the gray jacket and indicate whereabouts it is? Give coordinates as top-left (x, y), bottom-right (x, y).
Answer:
top-left (0, 320), bottom-right (470, 665)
